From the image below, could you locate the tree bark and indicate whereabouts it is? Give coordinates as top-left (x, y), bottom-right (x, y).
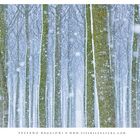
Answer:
top-left (39, 4), bottom-right (48, 128)
top-left (0, 5), bottom-right (8, 127)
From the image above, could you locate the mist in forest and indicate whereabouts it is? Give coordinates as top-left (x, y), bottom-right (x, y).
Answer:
top-left (0, 4), bottom-right (139, 128)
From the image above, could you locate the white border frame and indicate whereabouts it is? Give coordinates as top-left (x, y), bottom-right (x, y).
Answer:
top-left (0, 0), bottom-right (139, 4)
top-left (0, 1), bottom-right (139, 140)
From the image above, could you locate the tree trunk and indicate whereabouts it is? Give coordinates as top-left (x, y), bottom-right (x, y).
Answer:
top-left (54, 5), bottom-right (62, 127)
top-left (93, 5), bottom-right (115, 127)
top-left (136, 5), bottom-right (140, 127)
top-left (85, 4), bottom-right (95, 127)
top-left (0, 5), bottom-right (8, 127)
top-left (131, 5), bottom-right (138, 127)
top-left (39, 4), bottom-right (48, 128)
top-left (25, 4), bottom-right (30, 128)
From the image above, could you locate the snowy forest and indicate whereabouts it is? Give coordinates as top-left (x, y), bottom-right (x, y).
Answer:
top-left (0, 4), bottom-right (140, 128)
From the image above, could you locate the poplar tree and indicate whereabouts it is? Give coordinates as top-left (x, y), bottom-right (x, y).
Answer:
top-left (39, 4), bottom-right (48, 127)
top-left (0, 5), bottom-right (8, 127)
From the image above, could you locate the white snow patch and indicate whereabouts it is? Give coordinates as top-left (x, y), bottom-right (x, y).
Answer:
top-left (43, 11), bottom-right (47, 15)
top-left (133, 51), bottom-right (138, 58)
top-left (56, 31), bottom-right (60, 35)
top-left (91, 60), bottom-right (95, 65)
top-left (134, 24), bottom-right (140, 34)
top-left (91, 74), bottom-right (95, 78)
top-left (69, 93), bottom-right (74, 98)
top-left (74, 32), bottom-right (78, 36)
top-left (75, 52), bottom-right (81, 57)
top-left (57, 73), bottom-right (60, 76)
top-left (19, 62), bottom-right (25, 67)
top-left (107, 117), bottom-right (112, 122)
top-left (16, 68), bottom-right (20, 72)
top-left (29, 57), bottom-right (32, 61)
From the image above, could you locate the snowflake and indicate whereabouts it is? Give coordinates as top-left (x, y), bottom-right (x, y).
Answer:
top-left (133, 51), bottom-right (138, 58)
top-left (91, 74), bottom-right (95, 78)
top-left (29, 57), bottom-right (32, 61)
top-left (69, 38), bottom-right (74, 43)
top-left (19, 62), bottom-right (25, 67)
top-left (16, 68), bottom-right (20, 72)
top-left (134, 24), bottom-right (140, 34)
top-left (75, 52), bottom-right (80, 57)
top-left (74, 32), bottom-right (78, 36)
top-left (43, 11), bottom-right (47, 15)
top-left (69, 93), bottom-right (74, 98)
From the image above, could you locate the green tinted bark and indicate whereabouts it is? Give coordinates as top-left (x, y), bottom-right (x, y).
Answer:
top-left (39, 4), bottom-right (48, 127)
top-left (85, 5), bottom-right (95, 127)
top-left (131, 5), bottom-right (138, 127)
top-left (92, 5), bottom-right (115, 127)
top-left (0, 5), bottom-right (8, 127)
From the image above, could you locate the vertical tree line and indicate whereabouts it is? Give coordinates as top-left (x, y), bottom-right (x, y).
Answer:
top-left (136, 5), bottom-right (140, 127)
top-left (39, 4), bottom-right (48, 128)
top-left (0, 4), bottom-right (140, 128)
top-left (54, 5), bottom-right (62, 127)
top-left (85, 4), bottom-right (95, 127)
top-left (93, 5), bottom-right (115, 127)
top-left (25, 4), bottom-right (30, 128)
top-left (0, 5), bottom-right (8, 127)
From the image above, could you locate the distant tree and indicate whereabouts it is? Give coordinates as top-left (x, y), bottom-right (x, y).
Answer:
top-left (25, 4), bottom-right (30, 127)
top-left (54, 5), bottom-right (62, 127)
top-left (110, 5), bottom-right (134, 127)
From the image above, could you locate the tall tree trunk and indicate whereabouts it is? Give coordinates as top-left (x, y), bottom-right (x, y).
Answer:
top-left (39, 4), bottom-right (48, 128)
top-left (136, 5), bottom-right (140, 127)
top-left (93, 5), bottom-right (115, 127)
top-left (85, 4), bottom-right (95, 127)
top-left (0, 5), bottom-right (8, 127)
top-left (90, 5), bottom-right (100, 127)
top-left (25, 4), bottom-right (30, 128)
top-left (67, 6), bottom-right (76, 127)
top-left (54, 5), bottom-right (62, 127)
top-left (15, 7), bottom-right (20, 127)
top-left (131, 5), bottom-right (138, 127)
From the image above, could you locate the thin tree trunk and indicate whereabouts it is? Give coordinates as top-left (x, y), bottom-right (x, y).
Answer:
top-left (85, 4), bottom-right (95, 127)
top-left (54, 5), bottom-right (62, 127)
top-left (25, 4), bottom-right (30, 128)
top-left (90, 4), bottom-right (100, 127)
top-left (131, 6), bottom-right (138, 127)
top-left (136, 5), bottom-right (140, 127)
top-left (15, 9), bottom-right (20, 127)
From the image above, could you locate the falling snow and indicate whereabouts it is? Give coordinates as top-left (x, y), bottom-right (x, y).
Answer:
top-left (0, 4), bottom-right (139, 128)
